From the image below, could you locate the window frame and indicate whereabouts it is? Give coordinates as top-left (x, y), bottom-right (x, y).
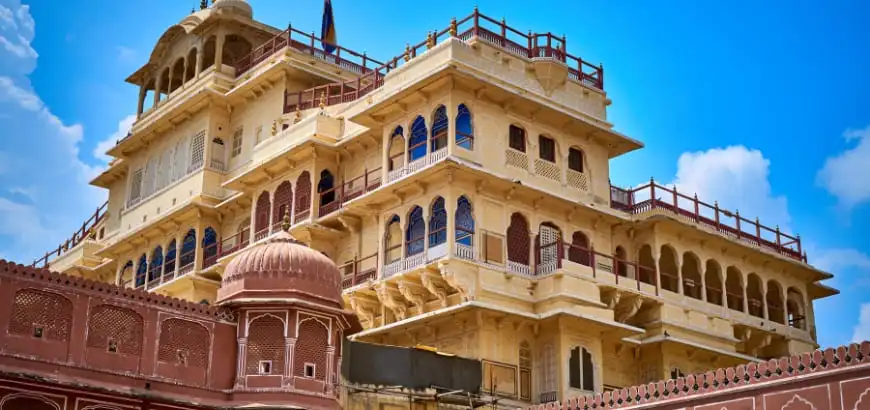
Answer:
top-left (568, 147), bottom-right (584, 173)
top-left (508, 125), bottom-right (527, 153)
top-left (538, 135), bottom-right (556, 163)
top-left (231, 127), bottom-right (244, 157)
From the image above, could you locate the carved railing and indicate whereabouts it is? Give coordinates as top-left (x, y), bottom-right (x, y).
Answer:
top-left (32, 201), bottom-right (109, 267)
top-left (610, 180), bottom-right (805, 262)
top-left (283, 8), bottom-right (603, 114)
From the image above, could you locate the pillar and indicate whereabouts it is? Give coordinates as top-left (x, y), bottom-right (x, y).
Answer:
top-left (153, 73), bottom-right (163, 106)
top-left (114, 260), bottom-right (124, 286)
top-left (182, 57), bottom-right (189, 84)
top-left (446, 191), bottom-right (456, 256)
top-left (376, 213), bottom-right (386, 277)
top-left (676, 253), bottom-right (684, 295)
top-left (325, 345), bottom-right (336, 395)
top-left (215, 33), bottom-right (226, 70)
top-left (173, 231), bottom-right (183, 275)
top-left (447, 97), bottom-right (457, 157)
top-left (761, 282), bottom-right (769, 320)
top-left (742, 280), bottom-right (749, 314)
top-left (194, 222), bottom-right (204, 271)
top-left (235, 337), bottom-right (247, 388)
top-left (137, 84), bottom-right (146, 116)
top-left (652, 247), bottom-right (662, 295)
top-left (167, 68), bottom-right (174, 95)
top-left (285, 337), bottom-right (297, 388)
top-left (195, 47), bottom-right (203, 78)
top-left (700, 265), bottom-right (707, 302)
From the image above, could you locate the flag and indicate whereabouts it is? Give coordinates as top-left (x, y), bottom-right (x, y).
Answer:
top-left (321, 0), bottom-right (337, 54)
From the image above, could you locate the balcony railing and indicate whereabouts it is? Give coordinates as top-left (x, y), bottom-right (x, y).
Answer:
top-left (339, 253), bottom-right (379, 290)
top-left (385, 148), bottom-right (447, 185)
top-left (316, 168), bottom-right (384, 218)
top-left (283, 9), bottom-right (603, 114)
top-left (32, 201), bottom-right (108, 267)
top-left (233, 24), bottom-right (385, 79)
top-left (610, 180), bottom-right (805, 262)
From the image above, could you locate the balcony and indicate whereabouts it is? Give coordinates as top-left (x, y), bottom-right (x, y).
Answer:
top-left (317, 168), bottom-right (383, 218)
top-left (610, 180), bottom-right (805, 262)
top-left (34, 201), bottom-right (108, 268)
top-left (339, 253), bottom-right (379, 290)
top-left (283, 9), bottom-right (603, 114)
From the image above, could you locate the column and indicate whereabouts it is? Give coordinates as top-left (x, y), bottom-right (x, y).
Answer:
top-left (182, 57), bottom-right (189, 84)
top-left (742, 281), bottom-right (749, 313)
top-left (652, 247), bottom-right (662, 295)
top-left (194, 222), bottom-right (204, 272)
top-left (114, 260), bottom-right (124, 286)
top-left (286, 337), bottom-right (297, 388)
top-left (325, 345), bottom-right (336, 396)
top-left (137, 84), bottom-right (146, 116)
top-left (215, 33), bottom-right (226, 70)
top-left (153, 73), bottom-right (163, 106)
top-left (676, 254), bottom-right (684, 295)
top-left (446, 98), bottom-right (457, 157)
top-left (174, 231), bottom-right (183, 276)
top-left (167, 68), bottom-right (174, 96)
top-left (700, 265), bottom-right (707, 302)
top-left (761, 282), bottom-right (769, 320)
top-left (195, 46), bottom-right (203, 78)
top-left (235, 337), bottom-right (247, 389)
top-left (446, 191), bottom-right (456, 257)
top-left (376, 213), bottom-right (386, 278)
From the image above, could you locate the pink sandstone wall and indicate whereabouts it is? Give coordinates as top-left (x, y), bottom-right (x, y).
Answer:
top-left (529, 343), bottom-right (870, 410)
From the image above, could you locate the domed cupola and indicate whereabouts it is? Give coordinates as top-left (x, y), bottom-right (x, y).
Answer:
top-left (216, 213), bottom-right (342, 307)
top-left (211, 0), bottom-right (253, 19)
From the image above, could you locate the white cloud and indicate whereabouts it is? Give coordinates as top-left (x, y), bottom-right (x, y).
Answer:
top-left (816, 126), bottom-right (870, 211)
top-left (812, 248), bottom-right (870, 274)
top-left (669, 145), bottom-right (792, 232)
top-left (94, 114), bottom-right (135, 163)
top-left (116, 46), bottom-right (136, 62)
top-left (0, 1), bottom-right (106, 263)
top-left (852, 303), bottom-right (870, 343)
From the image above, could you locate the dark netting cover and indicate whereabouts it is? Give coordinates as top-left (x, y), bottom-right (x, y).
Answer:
top-left (341, 339), bottom-right (482, 392)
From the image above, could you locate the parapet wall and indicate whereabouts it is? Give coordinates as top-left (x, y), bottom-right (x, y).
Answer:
top-left (528, 342), bottom-right (870, 410)
top-left (0, 259), bottom-right (238, 397)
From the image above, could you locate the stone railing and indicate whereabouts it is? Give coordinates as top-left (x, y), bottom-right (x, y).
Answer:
top-left (527, 342), bottom-right (870, 410)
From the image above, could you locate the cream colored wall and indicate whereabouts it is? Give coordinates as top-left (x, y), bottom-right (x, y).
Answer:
top-left (226, 79), bottom-right (295, 171)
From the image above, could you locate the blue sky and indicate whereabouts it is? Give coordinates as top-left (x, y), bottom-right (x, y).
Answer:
top-left (0, 0), bottom-right (868, 348)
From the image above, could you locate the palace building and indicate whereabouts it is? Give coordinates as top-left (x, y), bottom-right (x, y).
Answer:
top-left (16, 0), bottom-right (842, 408)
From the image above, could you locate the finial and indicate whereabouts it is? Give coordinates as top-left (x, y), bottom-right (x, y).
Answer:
top-left (426, 32), bottom-right (435, 49)
top-left (294, 105), bottom-right (302, 123)
top-left (319, 93), bottom-right (326, 109)
top-left (449, 18), bottom-right (458, 37)
top-left (282, 208), bottom-right (292, 232)
top-left (271, 119), bottom-right (278, 136)
top-left (404, 44), bottom-right (411, 62)
top-left (191, 7), bottom-right (196, 13)
top-left (200, 0), bottom-right (207, 10)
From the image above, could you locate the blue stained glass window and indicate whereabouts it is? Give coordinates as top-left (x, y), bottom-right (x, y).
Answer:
top-left (456, 104), bottom-right (473, 150)
top-left (164, 240), bottom-right (177, 276)
top-left (180, 229), bottom-right (196, 267)
top-left (203, 227), bottom-right (217, 261)
top-left (135, 254), bottom-right (147, 287)
top-left (409, 116), bottom-right (427, 161)
top-left (318, 170), bottom-right (335, 205)
top-left (149, 246), bottom-right (163, 281)
top-left (406, 206), bottom-right (425, 255)
top-left (431, 105), bottom-right (448, 152)
top-left (456, 196), bottom-right (475, 246)
top-left (428, 197), bottom-right (446, 246)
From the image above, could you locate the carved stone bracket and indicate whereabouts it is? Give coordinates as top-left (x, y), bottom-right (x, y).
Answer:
top-left (375, 283), bottom-right (409, 321)
top-left (439, 262), bottom-right (476, 302)
top-left (420, 270), bottom-right (449, 307)
top-left (614, 294), bottom-right (644, 323)
top-left (397, 279), bottom-right (428, 313)
top-left (348, 293), bottom-right (379, 327)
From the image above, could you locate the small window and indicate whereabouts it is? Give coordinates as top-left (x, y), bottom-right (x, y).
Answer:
top-left (509, 125), bottom-right (526, 152)
top-left (107, 339), bottom-right (119, 353)
top-left (259, 360), bottom-right (273, 375)
top-left (176, 350), bottom-right (188, 366)
top-left (231, 127), bottom-right (243, 157)
top-left (539, 135), bottom-right (556, 162)
top-left (304, 363), bottom-right (316, 378)
top-left (569, 148), bottom-right (584, 172)
top-left (568, 346), bottom-right (594, 391)
top-left (32, 325), bottom-right (44, 339)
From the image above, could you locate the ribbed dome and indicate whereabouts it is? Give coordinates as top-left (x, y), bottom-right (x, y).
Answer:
top-left (212, 0), bottom-right (253, 18)
top-left (216, 231), bottom-right (342, 306)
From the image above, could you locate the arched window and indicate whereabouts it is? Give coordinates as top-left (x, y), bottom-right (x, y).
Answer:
top-left (135, 254), bottom-right (147, 287)
top-left (725, 267), bottom-right (744, 312)
top-left (569, 346), bottom-right (594, 392)
top-left (539, 135), bottom-right (556, 162)
top-left (203, 227), bottom-right (218, 268)
top-left (255, 191), bottom-right (271, 238)
top-left (406, 206), bottom-right (425, 256)
top-left (164, 240), bottom-right (177, 277)
top-left (456, 196), bottom-right (475, 247)
top-left (638, 245), bottom-right (656, 286)
top-left (318, 169), bottom-right (336, 207)
top-left (568, 147), bottom-right (584, 173)
top-left (747, 274), bottom-right (764, 318)
top-left (681, 252), bottom-right (702, 299)
top-left (384, 215), bottom-right (402, 263)
top-left (148, 246), bottom-right (163, 282)
top-left (509, 125), bottom-right (526, 152)
top-left (456, 104), bottom-right (474, 150)
top-left (388, 126), bottom-right (405, 171)
top-left (705, 260), bottom-right (723, 306)
top-left (568, 231), bottom-right (590, 267)
top-left (272, 181), bottom-right (293, 225)
top-left (767, 280), bottom-right (785, 324)
top-left (787, 288), bottom-right (806, 329)
top-left (120, 260), bottom-right (133, 285)
top-left (614, 246), bottom-right (628, 277)
top-left (237, 217), bottom-right (251, 247)
top-left (409, 116), bottom-right (427, 161)
top-left (180, 229), bottom-right (196, 269)
top-left (431, 105), bottom-right (448, 152)
top-left (659, 246), bottom-right (679, 293)
top-left (537, 222), bottom-right (562, 272)
top-left (294, 171), bottom-right (312, 222)
top-left (519, 341), bottom-right (532, 401)
top-left (507, 213), bottom-right (530, 266)
top-left (185, 48), bottom-right (197, 81)
top-left (428, 197), bottom-right (447, 247)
